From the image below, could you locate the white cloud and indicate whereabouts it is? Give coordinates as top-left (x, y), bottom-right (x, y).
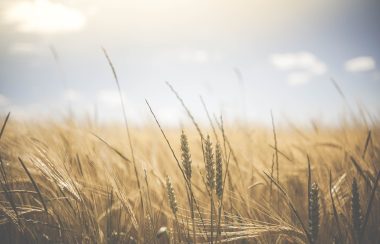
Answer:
top-left (63, 90), bottom-right (81, 102)
top-left (0, 94), bottom-right (9, 107)
top-left (270, 51), bottom-right (327, 85)
top-left (270, 52), bottom-right (327, 75)
top-left (287, 72), bottom-right (311, 85)
top-left (3, 0), bottom-right (86, 33)
top-left (344, 56), bottom-right (376, 72)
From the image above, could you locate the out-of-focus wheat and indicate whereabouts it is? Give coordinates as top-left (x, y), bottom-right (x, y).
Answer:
top-left (0, 111), bottom-right (379, 243)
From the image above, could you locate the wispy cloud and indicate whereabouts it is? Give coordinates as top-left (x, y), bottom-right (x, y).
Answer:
top-left (2, 0), bottom-right (86, 33)
top-left (344, 56), bottom-right (376, 72)
top-left (270, 52), bottom-right (327, 75)
top-left (270, 52), bottom-right (327, 85)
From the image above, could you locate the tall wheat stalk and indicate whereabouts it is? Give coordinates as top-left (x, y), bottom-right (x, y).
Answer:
top-left (351, 178), bottom-right (362, 244)
top-left (308, 183), bottom-right (320, 244)
top-left (204, 135), bottom-right (215, 244)
top-left (180, 131), bottom-right (196, 243)
top-left (166, 175), bottom-right (180, 242)
top-left (146, 100), bottom-right (209, 240)
top-left (215, 143), bottom-right (223, 243)
top-left (102, 48), bottom-right (145, 219)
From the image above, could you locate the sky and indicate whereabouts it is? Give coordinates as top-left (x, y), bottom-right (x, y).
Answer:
top-left (0, 0), bottom-right (379, 126)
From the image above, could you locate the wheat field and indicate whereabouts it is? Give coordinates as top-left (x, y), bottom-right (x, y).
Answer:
top-left (1, 0), bottom-right (379, 243)
top-left (0, 103), bottom-right (379, 244)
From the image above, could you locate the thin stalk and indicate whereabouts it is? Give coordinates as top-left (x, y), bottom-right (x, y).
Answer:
top-left (0, 112), bottom-right (10, 140)
top-left (210, 193), bottom-right (214, 244)
top-left (329, 171), bottom-right (343, 243)
top-left (146, 99), bottom-right (209, 241)
top-left (271, 111), bottom-right (280, 210)
top-left (360, 170), bottom-right (380, 242)
top-left (264, 171), bottom-right (309, 243)
top-left (102, 48), bottom-right (144, 217)
top-left (18, 157), bottom-right (48, 213)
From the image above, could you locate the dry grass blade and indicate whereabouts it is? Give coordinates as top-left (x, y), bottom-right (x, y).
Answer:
top-left (102, 47), bottom-right (144, 216)
top-left (0, 202), bottom-right (21, 230)
top-left (18, 157), bottom-right (48, 213)
top-left (271, 111), bottom-right (279, 186)
top-left (330, 78), bottom-right (355, 116)
top-left (362, 130), bottom-right (371, 159)
top-left (145, 99), bottom-right (184, 177)
top-left (271, 111), bottom-right (280, 213)
top-left (263, 171), bottom-right (309, 242)
top-left (166, 81), bottom-right (204, 141)
top-left (330, 78), bottom-right (346, 101)
top-left (101, 47), bottom-right (119, 84)
top-left (268, 145), bottom-right (293, 163)
top-left (329, 171), bottom-right (343, 243)
top-left (360, 170), bottom-right (380, 242)
top-left (200, 96), bottom-right (219, 143)
top-left (350, 156), bottom-right (373, 187)
top-left (307, 156), bottom-right (311, 206)
top-left (0, 112), bottom-right (10, 140)
top-left (0, 157), bottom-right (22, 230)
top-left (91, 133), bottom-right (131, 164)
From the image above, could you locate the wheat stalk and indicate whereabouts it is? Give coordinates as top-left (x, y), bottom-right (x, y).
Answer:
top-left (215, 142), bottom-right (223, 243)
top-left (180, 131), bottom-right (197, 243)
top-left (181, 131), bottom-right (192, 182)
top-left (204, 135), bottom-right (215, 243)
top-left (166, 176), bottom-right (178, 217)
top-left (204, 135), bottom-right (215, 192)
top-left (215, 143), bottom-right (223, 201)
top-left (308, 182), bottom-right (320, 244)
top-left (0, 112), bottom-right (10, 140)
top-left (351, 178), bottom-right (362, 243)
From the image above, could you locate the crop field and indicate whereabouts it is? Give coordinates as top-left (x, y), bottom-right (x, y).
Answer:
top-left (0, 104), bottom-right (379, 243)
top-left (1, 2), bottom-right (379, 243)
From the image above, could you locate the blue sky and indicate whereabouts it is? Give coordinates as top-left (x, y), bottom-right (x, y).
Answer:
top-left (0, 0), bottom-right (379, 125)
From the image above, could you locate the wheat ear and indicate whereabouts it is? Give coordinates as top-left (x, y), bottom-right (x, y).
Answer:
top-left (180, 131), bottom-right (196, 243)
top-left (204, 135), bottom-right (215, 243)
top-left (351, 178), bottom-right (362, 243)
top-left (308, 182), bottom-right (320, 244)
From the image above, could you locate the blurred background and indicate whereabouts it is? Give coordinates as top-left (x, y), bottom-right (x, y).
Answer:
top-left (0, 0), bottom-right (379, 126)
